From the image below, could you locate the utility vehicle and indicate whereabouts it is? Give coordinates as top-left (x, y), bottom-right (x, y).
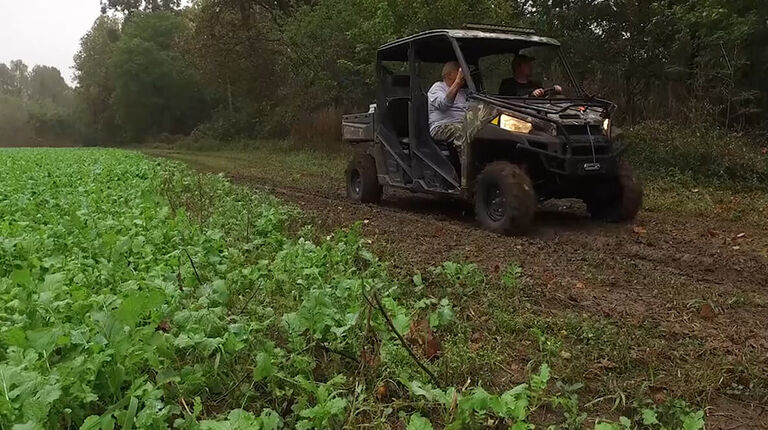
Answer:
top-left (342, 24), bottom-right (642, 235)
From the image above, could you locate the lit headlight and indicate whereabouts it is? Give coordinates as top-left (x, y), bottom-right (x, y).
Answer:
top-left (602, 118), bottom-right (611, 136)
top-left (497, 114), bottom-right (533, 134)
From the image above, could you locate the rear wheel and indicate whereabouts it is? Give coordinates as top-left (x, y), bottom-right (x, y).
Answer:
top-left (474, 162), bottom-right (536, 235)
top-left (585, 161), bottom-right (643, 222)
top-left (346, 153), bottom-right (382, 204)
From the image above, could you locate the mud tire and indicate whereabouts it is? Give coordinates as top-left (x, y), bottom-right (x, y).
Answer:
top-left (474, 162), bottom-right (536, 235)
top-left (586, 161), bottom-right (643, 222)
top-left (346, 153), bottom-right (382, 204)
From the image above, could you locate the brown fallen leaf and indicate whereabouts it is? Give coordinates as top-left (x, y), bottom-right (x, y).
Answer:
top-left (699, 303), bottom-right (716, 320)
top-left (156, 320), bottom-right (171, 333)
top-left (650, 386), bottom-right (667, 405)
top-left (425, 333), bottom-right (441, 360)
top-left (375, 383), bottom-right (389, 402)
top-left (408, 318), bottom-right (441, 361)
top-left (360, 348), bottom-right (379, 367)
top-left (469, 331), bottom-right (484, 352)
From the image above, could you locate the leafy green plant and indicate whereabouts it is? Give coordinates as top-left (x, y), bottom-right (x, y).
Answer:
top-left (404, 363), bottom-right (552, 429)
top-left (593, 399), bottom-right (705, 430)
top-left (430, 262), bottom-right (485, 295)
top-left (501, 263), bottom-right (523, 291)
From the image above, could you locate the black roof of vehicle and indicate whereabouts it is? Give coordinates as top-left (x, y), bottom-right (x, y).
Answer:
top-left (378, 29), bottom-right (561, 62)
top-left (379, 29), bottom-right (560, 50)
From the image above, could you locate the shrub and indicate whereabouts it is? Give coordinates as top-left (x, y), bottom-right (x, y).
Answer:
top-left (0, 95), bottom-right (32, 144)
top-left (625, 121), bottom-right (768, 188)
top-left (288, 107), bottom-right (344, 152)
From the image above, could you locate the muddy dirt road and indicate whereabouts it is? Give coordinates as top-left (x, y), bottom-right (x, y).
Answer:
top-left (149, 149), bottom-right (768, 428)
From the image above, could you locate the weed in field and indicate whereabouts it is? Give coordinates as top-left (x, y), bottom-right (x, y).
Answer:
top-left (594, 398), bottom-right (705, 430)
top-left (430, 261), bottom-right (486, 296)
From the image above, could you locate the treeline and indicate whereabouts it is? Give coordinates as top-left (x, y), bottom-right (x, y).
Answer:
top-left (0, 61), bottom-right (78, 145)
top-left (72, 0), bottom-right (766, 144)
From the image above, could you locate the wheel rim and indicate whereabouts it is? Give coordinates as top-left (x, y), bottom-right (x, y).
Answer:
top-left (485, 184), bottom-right (506, 222)
top-left (350, 169), bottom-right (362, 196)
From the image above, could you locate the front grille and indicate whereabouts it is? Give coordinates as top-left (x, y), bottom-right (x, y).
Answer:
top-left (561, 124), bottom-right (603, 136)
top-left (571, 144), bottom-right (611, 156)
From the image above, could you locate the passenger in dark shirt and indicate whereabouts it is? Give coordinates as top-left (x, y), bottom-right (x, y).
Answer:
top-left (498, 54), bottom-right (562, 97)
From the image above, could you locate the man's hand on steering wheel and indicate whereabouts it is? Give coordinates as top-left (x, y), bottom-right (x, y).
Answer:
top-left (531, 85), bottom-right (564, 98)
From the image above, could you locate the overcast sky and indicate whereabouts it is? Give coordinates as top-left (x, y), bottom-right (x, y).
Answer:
top-left (0, 0), bottom-right (103, 86)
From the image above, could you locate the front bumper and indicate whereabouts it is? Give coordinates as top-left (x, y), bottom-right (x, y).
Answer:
top-left (475, 126), bottom-right (626, 176)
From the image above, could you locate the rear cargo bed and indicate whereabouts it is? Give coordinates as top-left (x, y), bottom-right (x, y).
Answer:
top-left (342, 112), bottom-right (374, 142)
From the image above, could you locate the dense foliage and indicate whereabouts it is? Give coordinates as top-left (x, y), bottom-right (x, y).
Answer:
top-left (110, 12), bottom-right (210, 141)
top-left (0, 149), bottom-right (705, 428)
top-left (68, 0), bottom-right (768, 144)
top-left (73, 12), bottom-right (209, 144)
top-left (0, 61), bottom-right (77, 145)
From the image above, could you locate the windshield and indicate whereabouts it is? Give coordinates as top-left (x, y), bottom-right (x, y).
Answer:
top-left (472, 45), bottom-right (575, 97)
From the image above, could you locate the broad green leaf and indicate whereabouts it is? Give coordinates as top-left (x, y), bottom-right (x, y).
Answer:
top-left (258, 408), bottom-right (282, 430)
top-left (682, 410), bottom-right (705, 430)
top-left (254, 352), bottom-right (274, 381)
top-left (392, 313), bottom-right (410, 335)
top-left (42, 272), bottom-right (66, 291)
top-left (78, 416), bottom-right (101, 430)
top-left (11, 268), bottom-right (31, 286)
top-left (641, 409), bottom-right (659, 425)
top-left (407, 413), bottom-right (434, 430)
top-left (2, 327), bottom-right (28, 348)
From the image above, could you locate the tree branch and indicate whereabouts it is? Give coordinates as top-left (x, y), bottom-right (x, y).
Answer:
top-left (364, 291), bottom-right (440, 387)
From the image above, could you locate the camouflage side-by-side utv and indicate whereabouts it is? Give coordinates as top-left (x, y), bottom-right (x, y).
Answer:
top-left (342, 24), bottom-right (642, 235)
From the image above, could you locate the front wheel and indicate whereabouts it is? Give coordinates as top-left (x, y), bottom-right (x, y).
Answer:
top-left (346, 153), bottom-right (382, 204)
top-left (585, 161), bottom-right (643, 222)
top-left (474, 162), bottom-right (536, 235)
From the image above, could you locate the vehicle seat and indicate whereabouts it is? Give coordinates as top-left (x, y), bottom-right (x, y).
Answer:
top-left (386, 97), bottom-right (410, 140)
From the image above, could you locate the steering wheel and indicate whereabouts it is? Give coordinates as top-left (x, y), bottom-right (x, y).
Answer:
top-left (541, 87), bottom-right (559, 97)
top-left (529, 87), bottom-right (561, 98)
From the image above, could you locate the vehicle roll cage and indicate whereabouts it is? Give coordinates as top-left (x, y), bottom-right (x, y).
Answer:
top-left (376, 29), bottom-right (585, 99)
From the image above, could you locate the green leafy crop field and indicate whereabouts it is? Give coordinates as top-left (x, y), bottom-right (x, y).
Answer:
top-left (0, 149), bottom-right (704, 429)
